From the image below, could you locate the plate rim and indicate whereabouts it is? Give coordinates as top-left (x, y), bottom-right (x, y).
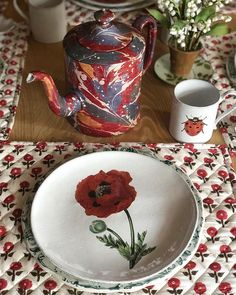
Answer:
top-left (23, 150), bottom-right (204, 291)
top-left (81, 0), bottom-right (148, 8)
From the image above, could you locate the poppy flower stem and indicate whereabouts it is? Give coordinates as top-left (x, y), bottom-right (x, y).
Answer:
top-left (124, 209), bottom-right (135, 269)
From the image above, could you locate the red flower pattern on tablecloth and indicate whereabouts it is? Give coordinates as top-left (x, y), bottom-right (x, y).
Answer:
top-left (167, 278), bottom-right (182, 294)
top-left (18, 279), bottom-right (32, 295)
top-left (164, 155), bottom-right (174, 161)
top-left (1, 241), bottom-right (14, 260)
top-left (43, 280), bottom-right (57, 295)
top-left (13, 144), bottom-right (24, 155)
top-left (203, 197), bottom-right (216, 213)
top-left (0, 225), bottom-right (7, 240)
top-left (218, 282), bottom-right (232, 295)
top-left (229, 172), bottom-right (236, 186)
top-left (35, 142), bottom-right (48, 155)
top-left (195, 244), bottom-right (209, 262)
top-left (211, 184), bottom-right (224, 196)
top-left (216, 210), bottom-right (228, 227)
top-left (0, 182), bottom-right (8, 195)
top-left (9, 167), bottom-right (22, 179)
top-left (194, 282), bottom-right (207, 294)
top-left (22, 154), bottom-right (35, 168)
top-left (0, 141), bottom-right (236, 294)
top-left (224, 197), bottom-right (236, 213)
top-left (208, 262), bottom-right (224, 283)
top-left (197, 169), bottom-right (208, 182)
top-left (2, 154), bottom-right (15, 168)
top-left (10, 208), bottom-right (22, 225)
top-left (218, 170), bottom-right (229, 183)
top-left (2, 194), bottom-right (15, 210)
top-left (183, 261), bottom-right (197, 280)
top-left (30, 263), bottom-right (47, 282)
top-left (230, 227), bottom-right (236, 241)
top-left (204, 157), bottom-right (216, 169)
top-left (43, 154), bottom-right (55, 167)
top-left (7, 261), bottom-right (23, 281)
top-left (30, 167), bottom-right (43, 180)
top-left (0, 278), bottom-right (7, 291)
top-left (183, 156), bottom-right (196, 169)
top-left (193, 182), bottom-right (202, 192)
top-left (219, 245), bottom-right (233, 263)
top-left (206, 226), bottom-right (219, 243)
top-left (18, 181), bottom-right (30, 195)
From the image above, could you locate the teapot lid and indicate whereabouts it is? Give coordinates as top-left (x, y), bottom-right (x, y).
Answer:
top-left (63, 9), bottom-right (137, 63)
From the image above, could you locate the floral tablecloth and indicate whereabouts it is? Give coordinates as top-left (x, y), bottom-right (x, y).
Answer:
top-left (0, 141), bottom-right (235, 295)
top-left (0, 22), bottom-right (28, 140)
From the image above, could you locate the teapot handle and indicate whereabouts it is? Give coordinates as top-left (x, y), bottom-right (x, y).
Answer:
top-left (132, 15), bottom-right (157, 73)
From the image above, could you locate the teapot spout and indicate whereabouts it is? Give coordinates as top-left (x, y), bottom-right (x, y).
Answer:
top-left (26, 71), bottom-right (83, 117)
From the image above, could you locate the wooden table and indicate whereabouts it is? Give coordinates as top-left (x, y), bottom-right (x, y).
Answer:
top-left (4, 1), bottom-right (236, 146)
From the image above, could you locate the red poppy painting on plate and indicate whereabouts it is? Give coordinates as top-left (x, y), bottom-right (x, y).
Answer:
top-left (75, 169), bottom-right (156, 269)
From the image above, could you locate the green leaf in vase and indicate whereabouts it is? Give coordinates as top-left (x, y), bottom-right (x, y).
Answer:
top-left (195, 6), bottom-right (216, 22)
top-left (207, 23), bottom-right (229, 37)
top-left (146, 8), bottom-right (170, 27)
top-left (172, 20), bottom-right (188, 30)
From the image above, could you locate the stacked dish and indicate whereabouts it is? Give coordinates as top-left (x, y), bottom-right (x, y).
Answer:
top-left (0, 15), bottom-right (15, 34)
top-left (22, 151), bottom-right (204, 293)
top-left (71, 0), bottom-right (155, 12)
top-left (226, 50), bottom-right (236, 87)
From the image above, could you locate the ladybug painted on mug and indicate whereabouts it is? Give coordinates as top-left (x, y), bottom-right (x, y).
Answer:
top-left (182, 116), bottom-right (207, 136)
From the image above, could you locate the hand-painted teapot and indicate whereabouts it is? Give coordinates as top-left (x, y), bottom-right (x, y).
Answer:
top-left (27, 9), bottom-right (157, 137)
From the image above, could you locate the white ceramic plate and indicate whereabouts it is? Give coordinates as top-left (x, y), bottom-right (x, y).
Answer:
top-left (30, 151), bottom-right (202, 286)
top-left (0, 15), bottom-right (16, 34)
top-left (154, 53), bottom-right (213, 86)
top-left (71, 0), bottom-right (155, 12)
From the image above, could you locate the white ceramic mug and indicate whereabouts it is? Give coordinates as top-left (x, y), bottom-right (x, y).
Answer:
top-left (169, 79), bottom-right (236, 143)
top-left (13, 0), bottom-right (67, 43)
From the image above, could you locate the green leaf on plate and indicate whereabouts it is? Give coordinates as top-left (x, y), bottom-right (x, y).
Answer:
top-left (96, 234), bottom-right (120, 249)
top-left (118, 243), bottom-right (132, 260)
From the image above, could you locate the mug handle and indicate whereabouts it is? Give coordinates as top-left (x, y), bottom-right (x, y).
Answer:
top-left (13, 0), bottom-right (29, 22)
top-left (132, 15), bottom-right (157, 73)
top-left (214, 89), bottom-right (236, 127)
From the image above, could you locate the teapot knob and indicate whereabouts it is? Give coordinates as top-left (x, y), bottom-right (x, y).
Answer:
top-left (94, 9), bottom-right (115, 28)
